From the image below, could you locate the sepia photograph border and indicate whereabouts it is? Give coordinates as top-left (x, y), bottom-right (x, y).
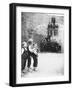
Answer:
top-left (9, 3), bottom-right (71, 87)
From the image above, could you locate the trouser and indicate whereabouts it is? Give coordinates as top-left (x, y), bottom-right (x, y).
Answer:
top-left (27, 52), bottom-right (38, 68)
top-left (21, 57), bottom-right (27, 71)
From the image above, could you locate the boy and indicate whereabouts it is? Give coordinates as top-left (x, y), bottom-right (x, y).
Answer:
top-left (27, 39), bottom-right (38, 71)
top-left (21, 42), bottom-right (28, 73)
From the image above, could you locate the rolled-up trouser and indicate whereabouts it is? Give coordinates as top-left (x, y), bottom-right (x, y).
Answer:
top-left (27, 52), bottom-right (38, 68)
top-left (22, 57), bottom-right (27, 71)
top-left (21, 52), bottom-right (28, 71)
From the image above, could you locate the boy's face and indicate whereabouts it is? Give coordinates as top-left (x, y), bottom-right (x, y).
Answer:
top-left (28, 41), bottom-right (32, 45)
top-left (28, 41), bottom-right (33, 46)
top-left (22, 44), bottom-right (24, 48)
top-left (22, 44), bottom-right (27, 48)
